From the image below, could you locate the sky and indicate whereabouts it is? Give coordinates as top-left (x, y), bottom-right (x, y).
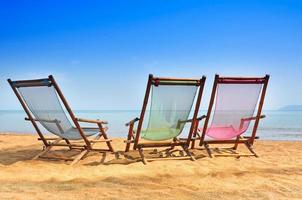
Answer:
top-left (0, 0), bottom-right (301, 110)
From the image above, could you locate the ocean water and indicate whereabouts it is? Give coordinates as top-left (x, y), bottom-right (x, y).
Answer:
top-left (0, 110), bottom-right (301, 141)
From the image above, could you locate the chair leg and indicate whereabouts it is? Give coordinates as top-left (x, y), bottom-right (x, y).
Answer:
top-left (102, 133), bottom-right (114, 152)
top-left (33, 139), bottom-right (61, 160)
top-left (190, 139), bottom-right (196, 149)
top-left (71, 149), bottom-right (89, 166)
top-left (125, 142), bottom-right (130, 152)
top-left (190, 122), bottom-right (200, 149)
top-left (33, 145), bottom-right (52, 160)
top-left (138, 147), bottom-right (147, 165)
top-left (125, 130), bottom-right (135, 152)
top-left (233, 136), bottom-right (240, 150)
top-left (98, 124), bottom-right (114, 152)
top-left (244, 142), bottom-right (258, 157)
top-left (64, 139), bottom-right (72, 150)
top-left (181, 145), bottom-right (196, 161)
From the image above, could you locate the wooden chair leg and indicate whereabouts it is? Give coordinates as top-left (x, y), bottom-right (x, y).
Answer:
top-left (125, 142), bottom-right (131, 152)
top-left (138, 147), bottom-right (147, 165)
top-left (98, 124), bottom-right (114, 152)
top-left (33, 139), bottom-right (61, 160)
top-left (33, 145), bottom-right (52, 160)
top-left (64, 139), bottom-right (73, 150)
top-left (190, 139), bottom-right (196, 149)
top-left (125, 130), bottom-right (135, 152)
top-left (190, 121), bottom-right (199, 149)
top-left (71, 149), bottom-right (89, 166)
top-left (244, 142), bottom-right (258, 157)
top-left (102, 133), bottom-right (114, 152)
top-left (181, 145), bottom-right (196, 161)
top-left (233, 136), bottom-right (240, 150)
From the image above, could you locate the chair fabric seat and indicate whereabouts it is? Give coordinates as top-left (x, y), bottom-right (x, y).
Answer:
top-left (141, 83), bottom-right (198, 141)
top-left (60, 128), bottom-right (100, 140)
top-left (206, 126), bottom-right (243, 140)
top-left (141, 128), bottom-right (181, 141)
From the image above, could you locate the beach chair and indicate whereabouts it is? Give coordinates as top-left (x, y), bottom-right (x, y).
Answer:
top-left (196, 74), bottom-right (269, 157)
top-left (124, 74), bottom-right (206, 164)
top-left (8, 75), bottom-right (114, 165)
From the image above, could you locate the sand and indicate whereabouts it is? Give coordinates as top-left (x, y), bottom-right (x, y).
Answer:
top-left (0, 133), bottom-right (301, 200)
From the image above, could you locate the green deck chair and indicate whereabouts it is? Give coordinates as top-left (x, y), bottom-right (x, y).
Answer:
top-left (124, 74), bottom-right (206, 164)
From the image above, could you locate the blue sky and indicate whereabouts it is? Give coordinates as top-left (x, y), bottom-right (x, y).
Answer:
top-left (0, 0), bottom-right (301, 110)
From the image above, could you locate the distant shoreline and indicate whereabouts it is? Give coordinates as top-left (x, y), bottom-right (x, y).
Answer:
top-left (278, 105), bottom-right (302, 111)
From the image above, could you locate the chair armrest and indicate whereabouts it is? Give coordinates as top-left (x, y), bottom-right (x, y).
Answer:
top-left (179, 115), bottom-right (207, 123)
top-left (25, 117), bottom-right (60, 123)
top-left (241, 115), bottom-right (265, 122)
top-left (197, 115), bottom-right (207, 121)
top-left (125, 117), bottom-right (140, 126)
top-left (80, 127), bottom-right (100, 130)
top-left (76, 118), bottom-right (108, 124)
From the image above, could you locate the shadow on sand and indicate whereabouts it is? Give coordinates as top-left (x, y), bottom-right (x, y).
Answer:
top-left (0, 145), bottom-right (209, 166)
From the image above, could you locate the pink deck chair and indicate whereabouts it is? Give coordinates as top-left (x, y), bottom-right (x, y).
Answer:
top-left (196, 74), bottom-right (269, 157)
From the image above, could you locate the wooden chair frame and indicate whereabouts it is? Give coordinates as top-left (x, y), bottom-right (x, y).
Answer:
top-left (196, 74), bottom-right (270, 157)
top-left (8, 75), bottom-right (114, 165)
top-left (124, 74), bottom-right (206, 164)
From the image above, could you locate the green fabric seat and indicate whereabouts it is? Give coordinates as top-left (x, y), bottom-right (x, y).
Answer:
top-left (140, 84), bottom-right (198, 141)
top-left (141, 128), bottom-right (181, 141)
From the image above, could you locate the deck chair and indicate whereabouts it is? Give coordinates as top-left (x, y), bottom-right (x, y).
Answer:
top-left (124, 74), bottom-right (206, 164)
top-left (8, 75), bottom-right (114, 165)
top-left (196, 74), bottom-right (269, 157)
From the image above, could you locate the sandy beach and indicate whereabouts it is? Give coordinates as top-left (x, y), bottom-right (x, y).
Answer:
top-left (0, 133), bottom-right (301, 200)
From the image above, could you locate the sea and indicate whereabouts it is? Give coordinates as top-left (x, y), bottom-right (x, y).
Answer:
top-left (0, 110), bottom-right (301, 141)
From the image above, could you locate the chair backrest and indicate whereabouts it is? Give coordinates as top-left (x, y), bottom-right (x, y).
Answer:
top-left (205, 75), bottom-right (269, 140)
top-left (134, 75), bottom-right (206, 145)
top-left (8, 76), bottom-right (83, 140)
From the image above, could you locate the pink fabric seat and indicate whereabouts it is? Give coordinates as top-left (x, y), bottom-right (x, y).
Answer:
top-left (206, 126), bottom-right (244, 140)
